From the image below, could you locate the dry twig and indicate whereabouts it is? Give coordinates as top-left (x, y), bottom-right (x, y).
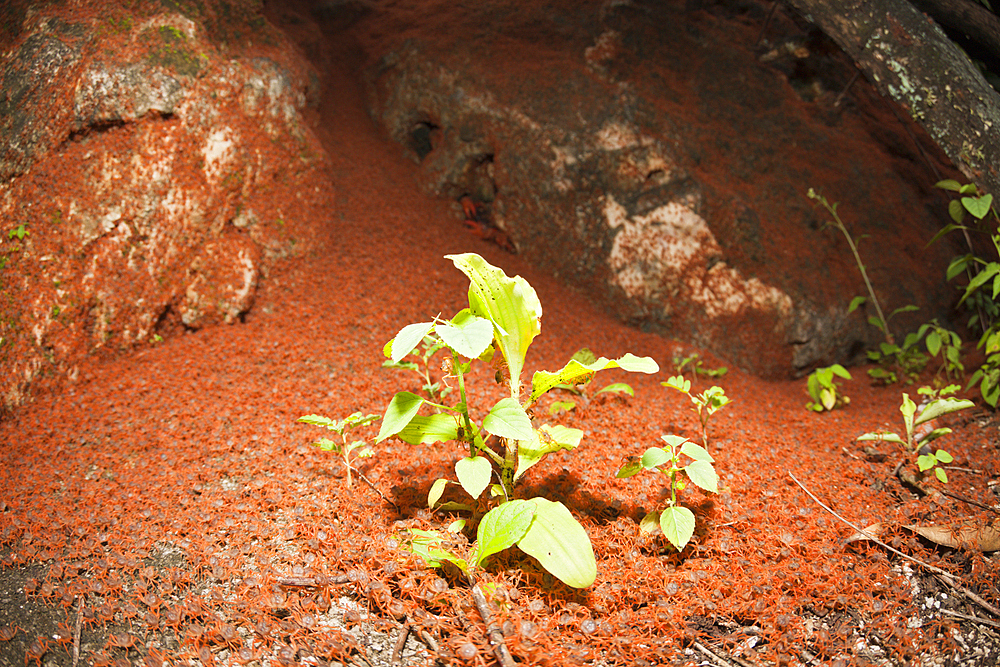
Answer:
top-left (468, 576), bottom-right (515, 667)
top-left (788, 472), bottom-right (1000, 619)
top-left (71, 596), bottom-right (83, 667)
top-left (391, 620), bottom-right (410, 666)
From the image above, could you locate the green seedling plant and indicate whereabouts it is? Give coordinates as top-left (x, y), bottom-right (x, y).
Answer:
top-left (616, 435), bottom-right (718, 551)
top-left (297, 412), bottom-right (381, 488)
top-left (662, 376), bottom-right (730, 449)
top-left (382, 334), bottom-right (453, 402)
top-left (379, 253), bottom-right (659, 588)
top-left (931, 180), bottom-right (1000, 406)
top-left (671, 352), bottom-right (727, 380)
top-left (548, 347), bottom-right (636, 414)
top-left (857, 385), bottom-right (974, 483)
top-left (805, 364), bottom-right (851, 412)
top-left (808, 189), bottom-right (932, 384)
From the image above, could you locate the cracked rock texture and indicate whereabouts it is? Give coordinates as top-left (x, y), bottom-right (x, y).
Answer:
top-left (0, 1), bottom-right (333, 409)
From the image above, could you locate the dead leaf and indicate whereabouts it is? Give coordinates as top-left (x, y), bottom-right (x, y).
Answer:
top-left (845, 522), bottom-right (885, 544)
top-left (905, 519), bottom-right (1000, 552)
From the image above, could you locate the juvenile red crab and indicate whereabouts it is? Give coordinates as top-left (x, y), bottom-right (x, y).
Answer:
top-left (458, 195), bottom-right (515, 253)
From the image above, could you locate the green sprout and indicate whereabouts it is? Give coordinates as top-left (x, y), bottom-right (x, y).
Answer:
top-left (662, 376), bottom-right (731, 450)
top-left (805, 364), bottom-right (851, 412)
top-left (616, 434), bottom-right (718, 551)
top-left (297, 412), bottom-right (381, 489)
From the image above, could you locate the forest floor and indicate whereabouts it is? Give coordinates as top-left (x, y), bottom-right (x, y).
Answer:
top-left (2, 4), bottom-right (1000, 666)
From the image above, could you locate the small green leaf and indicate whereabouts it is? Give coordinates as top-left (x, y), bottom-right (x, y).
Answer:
top-left (475, 500), bottom-right (535, 569)
top-left (394, 413), bottom-right (460, 445)
top-left (517, 498), bottom-right (596, 588)
top-left (310, 437), bottom-right (340, 452)
top-left (949, 199), bottom-right (965, 224)
top-left (662, 376), bottom-right (691, 393)
top-left (935, 179), bottom-right (963, 192)
top-left (926, 330), bottom-right (942, 357)
top-left (679, 441), bottom-right (714, 463)
top-left (595, 382), bottom-right (634, 396)
top-left (914, 397), bottom-right (975, 426)
top-left (388, 322), bottom-right (436, 362)
top-left (377, 392), bottom-right (425, 443)
top-left (821, 387), bottom-right (836, 411)
top-left (917, 453), bottom-right (935, 472)
top-left (549, 400), bottom-right (576, 414)
top-left (483, 397), bottom-right (534, 440)
top-left (298, 414), bottom-right (338, 429)
top-left (456, 456), bottom-right (492, 500)
top-left (660, 505), bottom-right (696, 551)
top-left (857, 431), bottom-right (906, 445)
top-left (435, 311), bottom-right (494, 359)
top-left (829, 364), bottom-right (851, 380)
top-left (616, 459), bottom-right (643, 478)
top-left (848, 295), bottom-right (867, 313)
top-left (641, 446), bottom-right (671, 470)
top-left (962, 193), bottom-right (993, 220)
top-left (428, 478), bottom-right (449, 508)
top-left (935, 467), bottom-right (949, 484)
top-left (638, 511), bottom-right (661, 534)
top-left (935, 449), bottom-right (954, 464)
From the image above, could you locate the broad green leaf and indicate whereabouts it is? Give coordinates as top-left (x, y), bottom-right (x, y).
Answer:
top-left (530, 354), bottom-right (659, 402)
top-left (848, 295), bottom-right (866, 313)
top-left (309, 437), bottom-right (339, 452)
top-left (474, 500), bottom-right (535, 569)
top-left (641, 446), bottom-right (671, 470)
top-left (900, 393), bottom-right (916, 439)
top-left (949, 199), bottom-right (964, 224)
top-left (447, 253), bottom-right (542, 400)
top-left (596, 382), bottom-right (634, 396)
top-left (662, 375), bottom-right (691, 393)
top-left (616, 459), bottom-right (643, 479)
top-left (830, 364), bottom-right (851, 380)
top-left (935, 179), bottom-right (963, 192)
top-left (660, 434), bottom-right (688, 449)
top-left (660, 505), bottom-right (696, 551)
top-left (435, 311), bottom-right (494, 359)
top-left (639, 511), bottom-right (661, 534)
top-left (549, 400), bottom-right (576, 415)
top-left (914, 397), bottom-right (975, 426)
top-left (684, 460), bottom-right (718, 493)
top-left (917, 453), bottom-right (936, 472)
top-left (298, 414), bottom-right (338, 429)
top-left (918, 427), bottom-right (953, 444)
top-left (483, 397), bottom-right (534, 440)
top-left (857, 431), bottom-right (906, 445)
top-left (960, 263), bottom-right (1000, 305)
top-left (517, 498), bottom-right (596, 588)
top-left (377, 392), bottom-right (425, 443)
top-left (926, 330), bottom-right (942, 357)
top-left (679, 441), bottom-right (714, 462)
top-left (388, 322), bottom-right (436, 362)
top-left (514, 424), bottom-right (583, 482)
top-left (428, 478), bottom-right (449, 508)
top-left (394, 413), bottom-right (460, 445)
top-left (946, 254), bottom-right (972, 281)
top-left (962, 193), bottom-right (993, 220)
top-left (935, 449), bottom-right (954, 464)
top-left (935, 468), bottom-right (949, 484)
top-left (456, 456), bottom-right (492, 500)
top-left (821, 387), bottom-right (836, 411)
top-left (405, 530), bottom-right (468, 573)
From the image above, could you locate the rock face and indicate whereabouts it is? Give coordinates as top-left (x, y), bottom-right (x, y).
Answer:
top-left (0, 3), bottom-right (333, 409)
top-left (361, 0), bottom-right (965, 377)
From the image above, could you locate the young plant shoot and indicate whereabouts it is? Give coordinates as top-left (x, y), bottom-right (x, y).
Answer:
top-left (616, 435), bottom-right (718, 551)
top-left (297, 412), bottom-right (381, 488)
top-left (805, 364), bottom-right (851, 412)
top-left (857, 386), bottom-right (973, 484)
top-left (379, 253), bottom-right (659, 588)
top-left (662, 375), bottom-right (731, 449)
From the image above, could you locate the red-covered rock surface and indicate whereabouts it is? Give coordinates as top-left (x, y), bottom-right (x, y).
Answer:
top-left (1, 1), bottom-right (998, 666)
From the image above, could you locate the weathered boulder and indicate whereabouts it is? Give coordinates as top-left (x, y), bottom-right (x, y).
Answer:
top-left (0, 3), bottom-right (332, 410)
top-left (361, 0), bottom-right (964, 378)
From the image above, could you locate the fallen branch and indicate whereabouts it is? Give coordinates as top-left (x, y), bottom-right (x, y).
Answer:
top-left (468, 575), bottom-right (515, 667)
top-left (391, 620), bottom-right (410, 666)
top-left (787, 472), bottom-right (1000, 619)
top-left (940, 608), bottom-right (1000, 631)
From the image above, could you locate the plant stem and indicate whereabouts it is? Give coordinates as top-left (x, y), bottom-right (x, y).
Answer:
top-left (813, 193), bottom-right (894, 345)
top-left (454, 352), bottom-right (476, 459)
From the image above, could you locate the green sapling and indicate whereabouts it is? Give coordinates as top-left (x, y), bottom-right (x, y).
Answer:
top-left (662, 376), bottom-right (730, 449)
top-left (297, 412), bottom-right (381, 488)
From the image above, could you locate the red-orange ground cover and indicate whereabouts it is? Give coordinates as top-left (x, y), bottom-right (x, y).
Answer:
top-left (2, 5), bottom-right (1000, 666)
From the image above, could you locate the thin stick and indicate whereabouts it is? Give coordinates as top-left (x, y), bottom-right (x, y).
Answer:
top-left (833, 70), bottom-right (861, 108)
top-left (693, 641), bottom-right (736, 667)
top-left (419, 629), bottom-right (439, 653)
top-left (72, 596), bottom-right (83, 667)
top-left (391, 620), bottom-right (410, 666)
top-left (755, 1), bottom-right (778, 47)
top-left (788, 472), bottom-right (1000, 618)
top-left (354, 469), bottom-right (400, 512)
top-left (468, 576), bottom-right (515, 667)
top-left (940, 608), bottom-right (1000, 630)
